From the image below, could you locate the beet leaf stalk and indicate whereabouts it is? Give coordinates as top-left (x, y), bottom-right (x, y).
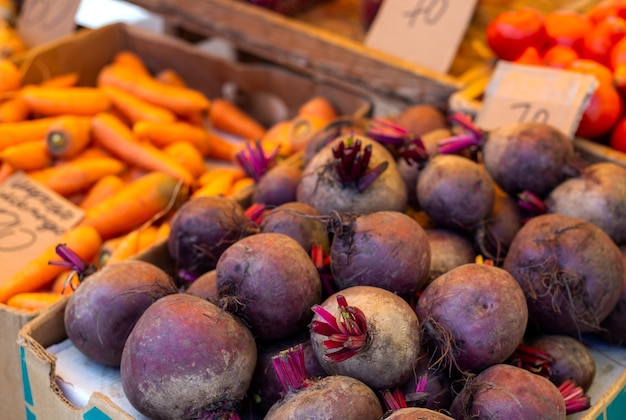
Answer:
top-left (272, 344), bottom-right (310, 394)
top-left (311, 295), bottom-right (368, 363)
top-left (437, 112), bottom-right (484, 155)
top-left (332, 135), bottom-right (388, 192)
top-left (311, 244), bottom-right (337, 299)
top-left (366, 117), bottom-right (429, 165)
top-left (48, 244), bottom-right (97, 292)
top-left (507, 343), bottom-right (554, 377)
top-left (235, 141), bottom-right (280, 182)
top-left (559, 379), bottom-right (591, 415)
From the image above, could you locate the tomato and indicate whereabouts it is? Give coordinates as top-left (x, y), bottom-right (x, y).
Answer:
top-left (586, 0), bottom-right (626, 24)
top-left (609, 116), bottom-right (626, 152)
top-left (576, 84), bottom-right (623, 140)
top-left (567, 59), bottom-right (614, 88)
top-left (486, 8), bottom-right (548, 61)
top-left (544, 10), bottom-right (592, 52)
top-left (581, 15), bottom-right (626, 67)
top-left (542, 45), bottom-right (579, 69)
top-left (513, 46), bottom-right (543, 66)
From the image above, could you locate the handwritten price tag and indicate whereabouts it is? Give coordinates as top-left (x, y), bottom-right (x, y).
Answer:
top-left (17, 0), bottom-right (81, 48)
top-left (0, 172), bottom-right (84, 281)
top-left (476, 61), bottom-right (598, 138)
top-left (364, 0), bottom-right (479, 73)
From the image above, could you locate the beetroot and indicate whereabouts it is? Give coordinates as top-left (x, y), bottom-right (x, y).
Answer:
top-left (167, 195), bottom-right (250, 281)
top-left (184, 269), bottom-right (218, 303)
top-left (503, 213), bottom-right (624, 336)
top-left (482, 122), bottom-right (577, 197)
top-left (449, 364), bottom-right (567, 419)
top-left (310, 285), bottom-right (421, 390)
top-left (217, 232), bottom-right (322, 341)
top-left (265, 344), bottom-right (383, 419)
top-left (546, 161), bottom-right (626, 245)
top-left (416, 154), bottom-right (495, 231)
top-left (416, 263), bottom-right (528, 374)
top-left (252, 163), bottom-right (303, 206)
top-left (64, 260), bottom-right (177, 366)
top-left (260, 201), bottom-right (330, 254)
top-left (424, 228), bottom-right (475, 286)
top-left (120, 293), bottom-right (257, 419)
top-left (383, 407), bottom-right (454, 419)
top-left (297, 133), bottom-right (408, 215)
top-left (328, 211), bottom-right (431, 298)
top-left (598, 247), bottom-right (626, 345)
top-left (400, 350), bottom-right (454, 411)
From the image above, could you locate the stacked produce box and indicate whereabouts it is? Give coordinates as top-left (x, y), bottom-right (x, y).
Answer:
top-left (3, 1), bottom-right (626, 420)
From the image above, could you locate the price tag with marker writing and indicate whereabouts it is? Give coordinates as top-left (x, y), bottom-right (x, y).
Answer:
top-left (0, 172), bottom-right (84, 281)
top-left (364, 0), bottom-right (479, 73)
top-left (17, 0), bottom-right (81, 48)
top-left (475, 61), bottom-right (599, 138)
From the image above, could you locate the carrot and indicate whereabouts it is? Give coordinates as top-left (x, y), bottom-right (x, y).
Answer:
top-left (97, 236), bottom-right (124, 267)
top-left (137, 225), bottom-right (159, 252)
top-left (155, 68), bottom-right (187, 87)
top-left (0, 116), bottom-right (60, 151)
top-left (198, 166), bottom-right (246, 186)
top-left (154, 222), bottom-right (170, 243)
top-left (163, 141), bottom-right (207, 178)
top-left (105, 229), bottom-right (141, 265)
top-left (102, 85), bottom-right (176, 124)
top-left (204, 129), bottom-right (245, 162)
top-left (97, 64), bottom-right (210, 116)
top-left (133, 120), bottom-right (213, 156)
top-left (51, 270), bottom-right (80, 295)
top-left (207, 98), bottom-right (266, 140)
top-left (79, 171), bottom-right (189, 240)
top-left (227, 176), bottom-right (255, 198)
top-left (6, 292), bottom-right (64, 311)
top-left (69, 146), bottom-right (112, 161)
top-left (0, 225), bottom-right (102, 303)
top-left (287, 114), bottom-right (331, 154)
top-left (0, 59), bottom-right (21, 93)
top-left (20, 86), bottom-right (112, 116)
top-left (0, 140), bottom-right (52, 171)
top-left (92, 112), bottom-right (196, 185)
top-left (297, 96), bottom-right (337, 120)
top-left (0, 161), bottom-right (15, 184)
top-left (192, 169), bottom-right (238, 198)
top-left (260, 120), bottom-right (293, 157)
top-left (45, 115), bottom-right (93, 158)
top-left (39, 72), bottom-right (80, 88)
top-left (27, 156), bottom-right (126, 196)
top-left (112, 50), bottom-right (151, 76)
top-left (0, 96), bottom-right (29, 122)
top-left (79, 174), bottom-right (126, 210)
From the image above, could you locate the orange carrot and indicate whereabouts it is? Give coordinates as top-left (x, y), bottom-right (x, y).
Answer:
top-left (39, 72), bottom-right (80, 88)
top-left (92, 113), bottom-right (195, 185)
top-left (102, 85), bottom-right (176, 124)
top-left (137, 225), bottom-right (159, 252)
top-left (20, 86), bottom-right (112, 116)
top-left (204, 129), bottom-right (245, 162)
top-left (6, 292), bottom-right (64, 311)
top-left (0, 161), bottom-right (15, 184)
top-left (112, 50), bottom-right (151, 76)
top-left (68, 146), bottom-right (112, 161)
top-left (79, 171), bottom-right (189, 240)
top-left (297, 96), bottom-right (337, 120)
top-left (79, 174), bottom-right (126, 211)
top-left (198, 166), bottom-right (246, 186)
top-left (0, 96), bottom-right (29, 122)
top-left (45, 115), bottom-right (93, 158)
top-left (163, 141), bottom-right (207, 178)
top-left (260, 120), bottom-right (293, 157)
top-left (155, 68), bottom-right (187, 87)
top-left (0, 140), bottom-right (52, 171)
top-left (228, 176), bottom-right (255, 198)
top-left (287, 114), bottom-right (331, 153)
top-left (51, 270), bottom-right (80, 295)
top-left (105, 229), bottom-right (141, 265)
top-left (192, 170), bottom-right (238, 198)
top-left (133, 120), bottom-right (213, 156)
top-left (208, 98), bottom-right (266, 140)
top-left (97, 64), bottom-right (210, 116)
top-left (0, 59), bottom-right (21, 93)
top-left (0, 116), bottom-right (60, 150)
top-left (154, 222), bottom-right (170, 243)
top-left (27, 156), bottom-right (126, 196)
top-left (97, 236), bottom-right (124, 267)
top-left (0, 225), bottom-right (102, 303)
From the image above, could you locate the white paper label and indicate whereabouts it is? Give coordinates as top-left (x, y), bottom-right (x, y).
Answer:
top-left (476, 61), bottom-right (599, 138)
top-left (0, 172), bottom-right (84, 280)
top-left (364, 0), bottom-right (479, 73)
top-left (17, 0), bottom-right (82, 48)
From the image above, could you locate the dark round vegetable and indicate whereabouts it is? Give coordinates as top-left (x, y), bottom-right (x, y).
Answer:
top-left (329, 211), bottom-right (431, 298)
top-left (482, 122), bottom-right (577, 197)
top-left (416, 263), bottom-right (528, 374)
top-left (449, 364), bottom-right (567, 419)
top-left (252, 163), bottom-right (303, 206)
top-left (184, 269), bottom-right (218, 304)
top-left (217, 232), bottom-right (322, 341)
top-left (393, 104), bottom-right (450, 138)
top-left (424, 228), bottom-right (475, 286)
top-left (598, 247), bottom-right (626, 346)
top-left (416, 154), bottom-right (495, 231)
top-left (503, 213), bottom-right (624, 336)
top-left (400, 349), bottom-right (454, 412)
top-left (383, 407), bottom-right (454, 419)
top-left (64, 260), bottom-right (177, 366)
top-left (167, 195), bottom-right (250, 281)
top-left (120, 293), bottom-right (257, 420)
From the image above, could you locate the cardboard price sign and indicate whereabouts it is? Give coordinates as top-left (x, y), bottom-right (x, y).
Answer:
top-left (17, 0), bottom-right (81, 48)
top-left (476, 61), bottom-right (599, 138)
top-left (364, 0), bottom-right (479, 73)
top-left (0, 172), bottom-right (84, 280)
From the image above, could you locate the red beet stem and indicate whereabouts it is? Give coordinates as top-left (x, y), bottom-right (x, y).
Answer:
top-left (381, 388), bottom-right (409, 411)
top-left (558, 379), bottom-right (591, 414)
top-left (235, 141), bottom-right (279, 182)
top-left (272, 344), bottom-right (309, 393)
top-left (507, 343), bottom-right (554, 377)
top-left (332, 136), bottom-right (388, 191)
top-left (517, 190), bottom-right (548, 214)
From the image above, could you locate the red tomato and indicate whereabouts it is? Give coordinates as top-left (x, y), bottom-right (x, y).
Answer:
top-left (567, 59), bottom-right (614, 88)
top-left (581, 15), bottom-right (626, 67)
top-left (609, 116), bottom-right (626, 152)
top-left (542, 45), bottom-right (579, 69)
top-left (586, 0), bottom-right (626, 24)
top-left (513, 46), bottom-right (543, 66)
top-left (486, 8), bottom-right (548, 61)
top-left (576, 85), bottom-right (623, 139)
top-left (544, 10), bottom-right (592, 52)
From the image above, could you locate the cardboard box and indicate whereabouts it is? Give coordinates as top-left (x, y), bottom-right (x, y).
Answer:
top-left (2, 21), bottom-right (371, 420)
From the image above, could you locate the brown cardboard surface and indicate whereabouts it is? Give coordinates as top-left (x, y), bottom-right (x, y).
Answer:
top-left (3, 21), bottom-right (371, 420)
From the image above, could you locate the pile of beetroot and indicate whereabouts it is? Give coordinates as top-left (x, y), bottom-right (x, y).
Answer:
top-left (59, 103), bottom-right (626, 420)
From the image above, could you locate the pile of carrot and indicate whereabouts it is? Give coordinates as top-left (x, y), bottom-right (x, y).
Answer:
top-left (0, 51), bottom-right (339, 312)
